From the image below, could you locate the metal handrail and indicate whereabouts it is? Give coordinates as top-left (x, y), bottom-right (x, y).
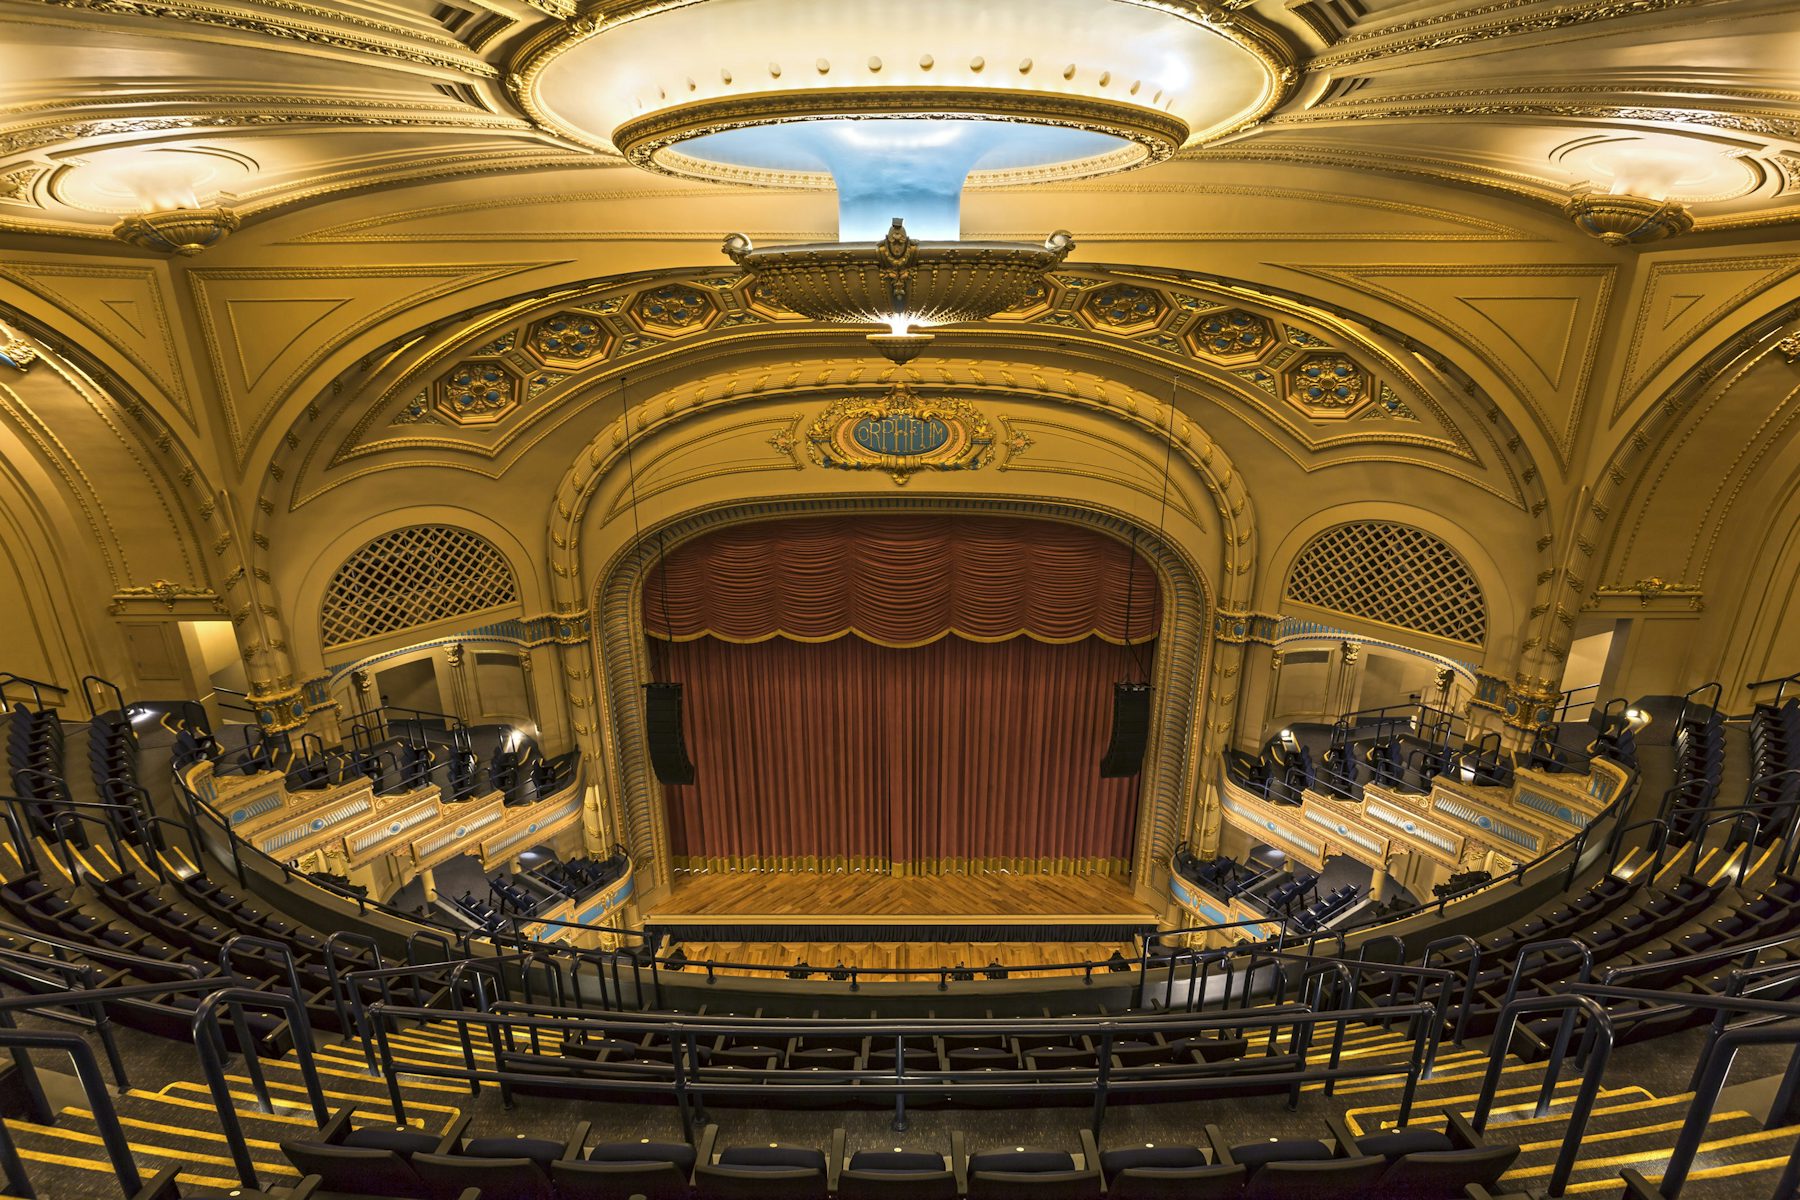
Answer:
top-left (1676, 681), bottom-right (1723, 732)
top-left (0, 1026), bottom-right (142, 1198)
top-left (0, 674), bottom-right (70, 711)
top-left (80, 675), bottom-right (129, 724)
top-left (358, 996), bottom-right (1438, 1139)
top-left (1603, 818), bottom-right (1670, 879)
top-left (1744, 671), bottom-right (1800, 706)
top-left (0, 948), bottom-right (130, 1093)
top-left (0, 913), bottom-right (208, 981)
top-left (191, 984), bottom-right (328, 1189)
top-left (1584, 992), bottom-right (1800, 1199)
top-left (1602, 927), bottom-right (1800, 985)
top-left (1471, 993), bottom-right (1614, 1198)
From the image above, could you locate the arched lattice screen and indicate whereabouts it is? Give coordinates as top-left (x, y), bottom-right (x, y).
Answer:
top-left (320, 525), bottom-right (518, 648)
top-left (1284, 523), bottom-right (1487, 646)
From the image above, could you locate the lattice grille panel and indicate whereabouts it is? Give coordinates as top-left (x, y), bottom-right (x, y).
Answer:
top-left (321, 525), bottom-right (518, 647)
top-left (1284, 523), bottom-right (1487, 645)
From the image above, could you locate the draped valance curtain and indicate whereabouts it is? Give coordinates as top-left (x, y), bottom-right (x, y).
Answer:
top-left (643, 515), bottom-right (1160, 646)
top-left (646, 515), bottom-right (1158, 876)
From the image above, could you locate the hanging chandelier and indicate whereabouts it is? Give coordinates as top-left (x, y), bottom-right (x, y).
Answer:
top-left (724, 219), bottom-right (1075, 364)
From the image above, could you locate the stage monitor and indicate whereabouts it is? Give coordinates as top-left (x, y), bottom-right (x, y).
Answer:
top-left (644, 682), bottom-right (696, 785)
top-left (1101, 682), bottom-right (1152, 777)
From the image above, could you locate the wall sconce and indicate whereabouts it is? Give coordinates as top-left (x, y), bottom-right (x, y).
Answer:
top-left (102, 155), bottom-right (240, 255)
top-left (1563, 192), bottom-right (1694, 246)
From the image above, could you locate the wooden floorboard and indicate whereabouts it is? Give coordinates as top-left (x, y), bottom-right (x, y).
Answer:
top-left (649, 870), bottom-right (1157, 923)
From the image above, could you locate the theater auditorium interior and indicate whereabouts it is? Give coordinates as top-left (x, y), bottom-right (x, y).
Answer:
top-left (2, 0), bottom-right (1800, 1197)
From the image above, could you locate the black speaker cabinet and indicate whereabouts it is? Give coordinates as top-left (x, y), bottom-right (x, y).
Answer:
top-left (1100, 682), bottom-right (1153, 778)
top-left (643, 682), bottom-right (696, 785)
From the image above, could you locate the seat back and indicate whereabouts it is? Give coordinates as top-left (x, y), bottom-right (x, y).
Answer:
top-left (1242, 1155), bottom-right (1387, 1200)
top-left (694, 1163), bottom-right (830, 1199)
top-left (551, 1158), bottom-right (691, 1200)
top-left (1099, 1146), bottom-right (1209, 1181)
top-left (716, 1145), bottom-right (827, 1172)
top-left (1108, 1164), bottom-right (1247, 1200)
top-left (969, 1168), bottom-right (1104, 1199)
top-left (586, 1140), bottom-right (697, 1175)
top-left (967, 1150), bottom-right (1075, 1176)
top-left (838, 1167), bottom-right (961, 1199)
top-left (280, 1141), bottom-right (423, 1197)
top-left (413, 1152), bottom-right (552, 1200)
top-left (1378, 1145), bottom-right (1521, 1198)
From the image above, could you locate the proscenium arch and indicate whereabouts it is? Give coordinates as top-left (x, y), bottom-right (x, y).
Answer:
top-left (547, 370), bottom-right (1257, 901)
top-left (593, 497), bottom-right (1212, 902)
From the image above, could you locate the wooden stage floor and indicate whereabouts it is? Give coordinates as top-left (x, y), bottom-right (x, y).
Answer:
top-left (645, 872), bottom-right (1158, 980)
top-left (648, 870), bottom-right (1157, 924)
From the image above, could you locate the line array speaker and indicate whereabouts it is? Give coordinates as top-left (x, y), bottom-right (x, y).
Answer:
top-left (643, 682), bottom-right (696, 785)
top-left (1100, 682), bottom-right (1152, 778)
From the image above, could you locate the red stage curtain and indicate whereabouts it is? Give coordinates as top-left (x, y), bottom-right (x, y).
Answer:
top-left (655, 633), bottom-right (1147, 873)
top-left (643, 514), bottom-right (1159, 646)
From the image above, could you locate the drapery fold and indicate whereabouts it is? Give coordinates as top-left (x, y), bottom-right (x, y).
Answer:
top-left (643, 515), bottom-right (1161, 646)
top-left (655, 633), bottom-right (1147, 871)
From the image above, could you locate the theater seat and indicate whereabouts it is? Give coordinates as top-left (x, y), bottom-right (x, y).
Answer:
top-left (279, 1142), bottom-right (423, 1198)
top-left (967, 1169), bottom-right (1103, 1199)
top-left (552, 1157), bottom-right (690, 1200)
top-left (1107, 1163), bottom-right (1247, 1199)
top-left (1223, 1137), bottom-right (1332, 1174)
top-left (413, 1151), bottom-right (552, 1200)
top-left (694, 1164), bottom-right (829, 1199)
top-left (1331, 1111), bottom-right (1520, 1199)
top-left (1240, 1156), bottom-right (1387, 1200)
top-left (1099, 1144), bottom-right (1210, 1180)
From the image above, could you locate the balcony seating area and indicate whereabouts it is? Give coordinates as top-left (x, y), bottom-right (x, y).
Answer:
top-left (2, 681), bottom-right (1800, 1200)
top-left (1428, 851), bottom-right (1800, 1052)
top-left (525, 852), bottom-right (629, 903)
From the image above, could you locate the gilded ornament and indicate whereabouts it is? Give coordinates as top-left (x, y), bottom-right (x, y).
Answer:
top-left (0, 341), bottom-right (38, 371)
top-left (112, 206), bottom-right (240, 256)
top-left (434, 358), bottom-right (521, 426)
top-left (806, 383), bottom-right (994, 485)
top-left (630, 282), bottom-right (719, 335)
top-left (724, 221), bottom-right (1075, 358)
top-left (1078, 283), bottom-right (1168, 334)
top-left (1284, 352), bottom-right (1369, 418)
top-left (1185, 309), bottom-right (1273, 362)
top-left (1563, 193), bottom-right (1694, 246)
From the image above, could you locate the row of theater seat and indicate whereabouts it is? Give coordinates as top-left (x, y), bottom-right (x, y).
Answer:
top-left (7, 701), bottom-right (67, 837)
top-left (0, 846), bottom-right (378, 1042)
top-left (1431, 865), bottom-right (1800, 1051)
top-left (1749, 696), bottom-right (1800, 825)
top-left (1290, 885), bottom-right (1360, 933)
top-left (1667, 705), bottom-right (1724, 842)
top-left (526, 852), bottom-right (628, 901)
top-left (277, 1109), bottom-right (1517, 1200)
top-left (542, 1024), bottom-right (1260, 1075)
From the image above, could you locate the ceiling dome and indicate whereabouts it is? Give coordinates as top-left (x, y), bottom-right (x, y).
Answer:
top-left (519, 0), bottom-right (1289, 190)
